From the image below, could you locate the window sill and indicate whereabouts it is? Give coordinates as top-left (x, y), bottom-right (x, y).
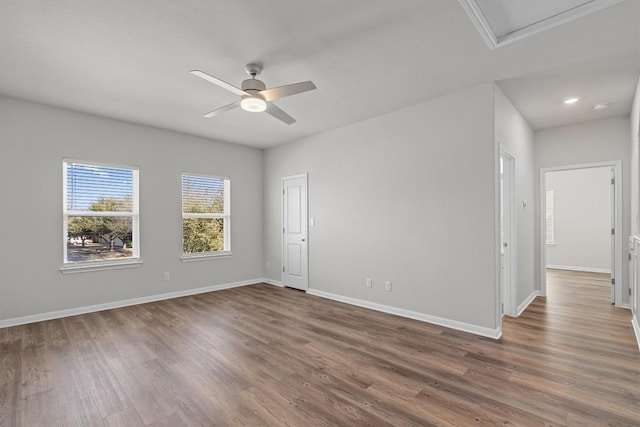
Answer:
top-left (181, 252), bottom-right (232, 262)
top-left (60, 259), bottom-right (143, 274)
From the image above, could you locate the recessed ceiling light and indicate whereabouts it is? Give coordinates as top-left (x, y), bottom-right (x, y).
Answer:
top-left (593, 103), bottom-right (610, 111)
top-left (564, 97), bottom-right (580, 105)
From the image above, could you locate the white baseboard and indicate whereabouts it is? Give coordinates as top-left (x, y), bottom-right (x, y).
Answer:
top-left (263, 278), bottom-right (285, 287)
top-left (0, 278), bottom-right (503, 341)
top-left (517, 290), bottom-right (540, 317)
top-left (306, 288), bottom-right (501, 340)
top-left (546, 265), bottom-right (611, 274)
top-left (0, 278), bottom-right (264, 329)
top-left (632, 315), bottom-right (640, 352)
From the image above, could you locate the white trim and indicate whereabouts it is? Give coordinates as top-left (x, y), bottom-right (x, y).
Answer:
top-left (493, 140), bottom-right (502, 334)
top-left (63, 159), bottom-right (140, 265)
top-left (182, 213), bottom-right (228, 219)
top-left (632, 315), bottom-right (640, 351)
top-left (180, 252), bottom-right (232, 262)
top-left (516, 290), bottom-right (540, 317)
top-left (546, 265), bottom-right (611, 274)
top-left (181, 174), bottom-right (231, 253)
top-left (60, 259), bottom-right (143, 274)
top-left (458, 0), bottom-right (499, 48)
top-left (263, 279), bottom-right (285, 287)
top-left (132, 169), bottom-right (140, 259)
top-left (65, 210), bottom-right (136, 217)
top-left (307, 288), bottom-right (502, 339)
top-left (539, 161), bottom-right (623, 307)
top-left (0, 278), bottom-right (263, 329)
top-left (64, 157), bottom-right (141, 171)
top-left (180, 171), bottom-right (230, 181)
top-left (540, 161), bottom-right (620, 174)
top-left (63, 161), bottom-right (68, 263)
top-left (280, 173), bottom-right (309, 180)
top-left (632, 235), bottom-right (640, 317)
top-left (499, 148), bottom-right (517, 318)
top-left (459, 0), bottom-right (625, 50)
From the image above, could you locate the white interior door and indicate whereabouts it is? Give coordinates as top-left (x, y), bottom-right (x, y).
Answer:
top-left (610, 167), bottom-right (615, 303)
top-left (500, 157), bottom-right (506, 315)
top-left (500, 151), bottom-right (516, 317)
top-left (633, 238), bottom-right (639, 316)
top-left (282, 174), bottom-right (308, 290)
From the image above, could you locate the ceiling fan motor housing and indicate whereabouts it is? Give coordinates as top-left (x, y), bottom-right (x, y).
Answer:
top-left (241, 78), bottom-right (266, 95)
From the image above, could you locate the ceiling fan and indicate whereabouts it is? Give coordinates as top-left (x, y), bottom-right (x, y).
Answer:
top-left (190, 63), bottom-right (316, 125)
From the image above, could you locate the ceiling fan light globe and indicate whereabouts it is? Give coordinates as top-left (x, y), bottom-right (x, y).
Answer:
top-left (240, 96), bottom-right (267, 113)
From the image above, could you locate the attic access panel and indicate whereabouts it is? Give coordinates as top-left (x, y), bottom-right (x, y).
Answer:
top-left (459, 0), bottom-right (625, 49)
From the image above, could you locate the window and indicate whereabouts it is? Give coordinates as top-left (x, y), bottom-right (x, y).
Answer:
top-left (182, 174), bottom-right (230, 258)
top-left (63, 160), bottom-right (139, 268)
top-left (545, 189), bottom-right (554, 244)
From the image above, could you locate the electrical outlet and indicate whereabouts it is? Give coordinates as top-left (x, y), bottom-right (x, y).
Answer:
top-left (366, 278), bottom-right (372, 288)
top-left (385, 281), bottom-right (392, 292)
top-left (163, 272), bottom-right (170, 281)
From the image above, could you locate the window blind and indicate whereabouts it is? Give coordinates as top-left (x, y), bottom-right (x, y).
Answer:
top-left (545, 190), bottom-right (554, 244)
top-left (182, 175), bottom-right (226, 214)
top-left (66, 162), bottom-right (134, 212)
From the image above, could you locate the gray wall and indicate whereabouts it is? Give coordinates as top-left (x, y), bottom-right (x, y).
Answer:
top-left (546, 167), bottom-right (611, 272)
top-left (535, 116), bottom-right (631, 304)
top-left (494, 87), bottom-right (536, 308)
top-left (264, 84), bottom-right (500, 331)
top-left (0, 96), bottom-right (264, 321)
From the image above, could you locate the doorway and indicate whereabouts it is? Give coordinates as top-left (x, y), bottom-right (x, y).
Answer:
top-left (540, 161), bottom-right (622, 306)
top-left (500, 150), bottom-right (517, 317)
top-left (282, 173), bottom-right (309, 290)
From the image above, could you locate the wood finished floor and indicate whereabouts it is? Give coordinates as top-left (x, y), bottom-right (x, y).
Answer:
top-left (1, 270), bottom-right (639, 426)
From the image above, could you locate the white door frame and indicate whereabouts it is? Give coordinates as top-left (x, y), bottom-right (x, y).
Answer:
top-left (281, 173), bottom-right (309, 290)
top-left (632, 236), bottom-right (639, 316)
top-left (500, 149), bottom-right (517, 317)
top-left (539, 161), bottom-right (623, 306)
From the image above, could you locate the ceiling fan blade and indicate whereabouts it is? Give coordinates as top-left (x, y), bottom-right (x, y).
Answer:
top-left (260, 81), bottom-right (316, 102)
top-left (190, 70), bottom-right (247, 96)
top-left (203, 100), bottom-right (241, 118)
top-left (265, 103), bottom-right (296, 125)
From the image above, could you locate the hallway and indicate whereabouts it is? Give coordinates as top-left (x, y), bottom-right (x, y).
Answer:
top-left (501, 268), bottom-right (639, 424)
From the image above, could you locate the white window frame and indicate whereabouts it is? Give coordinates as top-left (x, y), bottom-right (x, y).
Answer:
top-left (545, 189), bottom-right (555, 245)
top-left (181, 173), bottom-right (231, 261)
top-left (61, 159), bottom-right (141, 273)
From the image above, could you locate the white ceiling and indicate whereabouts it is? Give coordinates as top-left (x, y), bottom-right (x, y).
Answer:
top-left (498, 64), bottom-right (639, 130)
top-left (0, 0), bottom-right (638, 148)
